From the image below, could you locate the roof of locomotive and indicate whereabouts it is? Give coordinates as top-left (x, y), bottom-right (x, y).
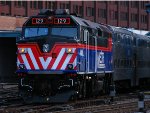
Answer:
top-left (107, 25), bottom-right (133, 35)
top-left (71, 15), bottom-right (150, 41)
top-left (71, 15), bottom-right (111, 33)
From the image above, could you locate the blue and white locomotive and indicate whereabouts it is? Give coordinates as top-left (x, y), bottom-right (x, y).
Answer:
top-left (16, 9), bottom-right (150, 103)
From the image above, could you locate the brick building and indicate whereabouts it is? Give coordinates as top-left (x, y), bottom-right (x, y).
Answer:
top-left (0, 1), bottom-right (150, 30)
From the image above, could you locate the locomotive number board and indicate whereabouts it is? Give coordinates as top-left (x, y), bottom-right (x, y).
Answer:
top-left (32, 18), bottom-right (52, 24)
top-left (54, 18), bottom-right (70, 24)
top-left (31, 17), bottom-right (70, 25)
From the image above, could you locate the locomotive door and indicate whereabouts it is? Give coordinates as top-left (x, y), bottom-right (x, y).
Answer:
top-left (90, 35), bottom-right (97, 73)
top-left (94, 35), bottom-right (97, 73)
top-left (83, 29), bottom-right (90, 73)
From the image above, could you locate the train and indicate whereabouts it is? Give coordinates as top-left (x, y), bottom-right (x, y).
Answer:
top-left (16, 9), bottom-right (150, 103)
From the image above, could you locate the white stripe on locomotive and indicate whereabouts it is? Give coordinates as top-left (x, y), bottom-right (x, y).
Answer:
top-left (73, 57), bottom-right (77, 68)
top-left (28, 48), bottom-right (39, 69)
top-left (39, 57), bottom-right (52, 69)
top-left (21, 54), bottom-right (31, 69)
top-left (60, 48), bottom-right (76, 70)
top-left (52, 48), bottom-right (65, 69)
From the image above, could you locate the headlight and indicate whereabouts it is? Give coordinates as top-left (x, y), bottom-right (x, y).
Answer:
top-left (67, 64), bottom-right (73, 70)
top-left (66, 48), bottom-right (73, 54)
top-left (43, 44), bottom-right (49, 53)
top-left (18, 48), bottom-right (27, 54)
top-left (19, 64), bottom-right (26, 69)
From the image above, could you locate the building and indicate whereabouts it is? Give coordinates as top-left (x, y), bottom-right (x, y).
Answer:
top-left (0, 16), bottom-right (26, 30)
top-left (0, 1), bottom-right (150, 30)
top-left (0, 30), bottom-right (21, 82)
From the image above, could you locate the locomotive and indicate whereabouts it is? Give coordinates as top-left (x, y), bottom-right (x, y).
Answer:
top-left (16, 9), bottom-right (150, 103)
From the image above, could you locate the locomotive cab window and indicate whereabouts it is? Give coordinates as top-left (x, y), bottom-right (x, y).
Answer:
top-left (97, 29), bottom-right (108, 47)
top-left (51, 27), bottom-right (77, 39)
top-left (24, 27), bottom-right (48, 38)
top-left (87, 28), bottom-right (96, 46)
top-left (98, 29), bottom-right (102, 36)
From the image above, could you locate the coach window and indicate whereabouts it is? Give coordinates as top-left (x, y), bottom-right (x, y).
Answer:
top-left (118, 34), bottom-right (121, 43)
top-left (124, 35), bottom-right (127, 45)
top-left (129, 37), bottom-right (132, 45)
top-left (146, 41), bottom-right (149, 47)
top-left (116, 59), bottom-right (119, 68)
top-left (133, 37), bottom-right (136, 46)
top-left (126, 36), bottom-right (131, 45)
top-left (128, 37), bottom-right (131, 45)
top-left (120, 59), bottom-right (123, 68)
top-left (125, 35), bottom-right (128, 45)
top-left (148, 42), bottom-right (150, 48)
top-left (120, 34), bottom-right (125, 44)
top-left (144, 40), bottom-right (147, 47)
top-left (114, 59), bottom-right (116, 68)
top-left (138, 39), bottom-right (141, 47)
top-left (113, 33), bottom-right (117, 42)
top-left (130, 36), bottom-right (134, 45)
top-left (146, 41), bottom-right (148, 47)
top-left (139, 39), bottom-right (147, 47)
top-left (142, 40), bottom-right (145, 47)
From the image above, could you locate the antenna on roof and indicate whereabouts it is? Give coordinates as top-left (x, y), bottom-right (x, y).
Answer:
top-left (38, 9), bottom-right (54, 15)
top-left (55, 9), bottom-right (70, 15)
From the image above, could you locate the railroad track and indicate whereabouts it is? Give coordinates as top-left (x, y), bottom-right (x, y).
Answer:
top-left (53, 99), bottom-right (150, 113)
top-left (0, 84), bottom-right (150, 113)
top-left (0, 84), bottom-right (23, 107)
top-left (0, 95), bottom-right (149, 113)
top-left (2, 98), bottom-right (149, 113)
top-left (0, 84), bottom-right (18, 98)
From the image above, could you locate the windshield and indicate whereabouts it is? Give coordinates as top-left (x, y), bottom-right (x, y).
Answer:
top-left (51, 27), bottom-right (77, 38)
top-left (24, 28), bottom-right (48, 38)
